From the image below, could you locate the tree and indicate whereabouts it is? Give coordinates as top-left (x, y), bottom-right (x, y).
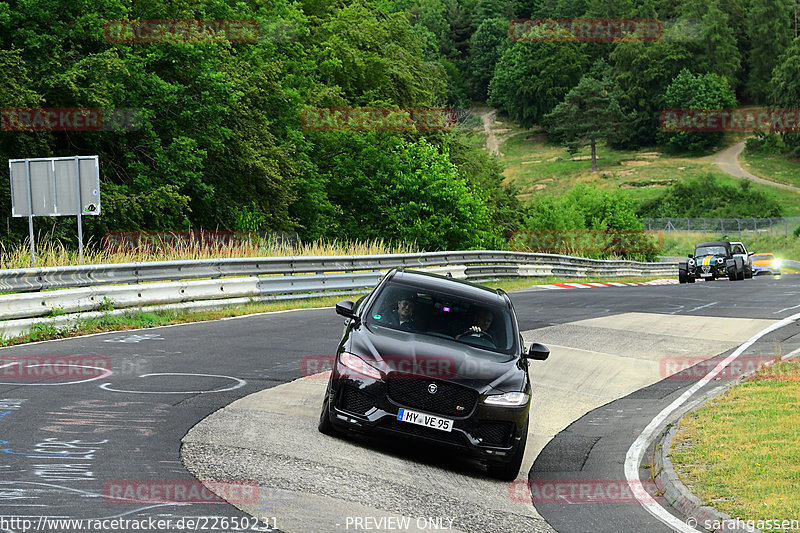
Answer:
top-left (489, 41), bottom-right (587, 127)
top-left (681, 0), bottom-right (741, 84)
top-left (770, 36), bottom-right (800, 154)
top-left (468, 17), bottom-right (510, 99)
top-left (544, 75), bottom-right (626, 171)
top-left (608, 39), bottom-right (692, 147)
top-left (658, 68), bottom-right (737, 152)
top-left (747, 0), bottom-right (793, 102)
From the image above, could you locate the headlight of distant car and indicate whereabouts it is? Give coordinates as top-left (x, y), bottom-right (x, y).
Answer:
top-left (484, 392), bottom-right (529, 406)
top-left (716, 258), bottom-right (724, 264)
top-left (339, 352), bottom-right (382, 379)
top-left (688, 259), bottom-right (695, 267)
top-left (774, 259), bottom-right (782, 267)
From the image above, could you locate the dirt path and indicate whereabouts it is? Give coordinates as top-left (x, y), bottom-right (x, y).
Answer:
top-left (716, 140), bottom-right (800, 192)
top-left (477, 107), bottom-right (513, 156)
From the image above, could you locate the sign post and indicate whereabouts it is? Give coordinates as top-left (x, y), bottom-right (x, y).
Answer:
top-left (9, 155), bottom-right (101, 267)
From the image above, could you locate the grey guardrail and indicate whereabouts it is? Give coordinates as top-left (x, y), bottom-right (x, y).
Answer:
top-left (0, 251), bottom-right (675, 293)
top-left (0, 252), bottom-right (677, 334)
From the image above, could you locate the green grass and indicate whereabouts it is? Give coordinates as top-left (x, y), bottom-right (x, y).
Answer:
top-left (670, 362), bottom-right (800, 532)
top-left (0, 274), bottom-right (672, 346)
top-left (0, 236), bottom-right (419, 270)
top-left (495, 120), bottom-right (800, 216)
top-left (740, 150), bottom-right (800, 188)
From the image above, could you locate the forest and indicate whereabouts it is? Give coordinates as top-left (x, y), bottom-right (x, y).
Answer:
top-left (1, 0), bottom-right (797, 252)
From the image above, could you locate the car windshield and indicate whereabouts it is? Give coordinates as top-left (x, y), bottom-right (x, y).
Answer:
top-left (695, 246), bottom-right (727, 257)
top-left (365, 280), bottom-right (517, 356)
top-left (752, 254), bottom-right (774, 261)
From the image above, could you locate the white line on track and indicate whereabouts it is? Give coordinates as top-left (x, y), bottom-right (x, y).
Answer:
top-left (774, 302), bottom-right (800, 314)
top-left (99, 372), bottom-right (246, 394)
top-left (625, 310), bottom-right (800, 532)
top-left (685, 301), bottom-right (718, 313)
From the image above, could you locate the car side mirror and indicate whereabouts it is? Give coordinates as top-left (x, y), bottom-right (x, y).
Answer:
top-left (688, 253), bottom-right (693, 258)
top-left (335, 300), bottom-right (357, 319)
top-left (527, 342), bottom-right (550, 361)
top-left (748, 252), bottom-right (754, 256)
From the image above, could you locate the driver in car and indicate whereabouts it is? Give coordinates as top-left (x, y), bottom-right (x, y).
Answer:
top-left (456, 307), bottom-right (494, 340)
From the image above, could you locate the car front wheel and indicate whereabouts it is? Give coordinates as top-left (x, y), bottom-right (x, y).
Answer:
top-left (318, 392), bottom-right (338, 436)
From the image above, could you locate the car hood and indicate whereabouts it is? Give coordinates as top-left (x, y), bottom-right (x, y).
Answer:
top-left (694, 254), bottom-right (725, 266)
top-left (346, 324), bottom-right (527, 393)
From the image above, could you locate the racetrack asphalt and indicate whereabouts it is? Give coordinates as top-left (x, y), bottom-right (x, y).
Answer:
top-left (2, 274), bottom-right (799, 532)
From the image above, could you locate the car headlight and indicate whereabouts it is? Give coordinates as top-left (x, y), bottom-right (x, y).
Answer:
top-left (774, 259), bottom-right (781, 268)
top-left (339, 352), bottom-right (382, 380)
top-left (716, 258), bottom-right (724, 264)
top-left (484, 391), bottom-right (529, 406)
top-left (688, 259), bottom-right (695, 267)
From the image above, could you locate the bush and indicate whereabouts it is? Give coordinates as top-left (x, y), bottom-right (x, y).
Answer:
top-left (637, 174), bottom-right (782, 218)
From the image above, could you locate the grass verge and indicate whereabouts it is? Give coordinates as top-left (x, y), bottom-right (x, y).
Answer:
top-left (0, 275), bottom-right (671, 347)
top-left (670, 362), bottom-right (800, 532)
top-left (497, 120), bottom-right (800, 216)
top-left (0, 237), bottom-right (419, 270)
top-left (740, 149), bottom-right (800, 189)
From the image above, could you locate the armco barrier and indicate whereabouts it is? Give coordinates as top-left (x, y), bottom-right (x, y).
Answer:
top-left (0, 251), bottom-right (677, 337)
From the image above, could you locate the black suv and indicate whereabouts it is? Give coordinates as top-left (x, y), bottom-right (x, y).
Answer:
top-left (318, 268), bottom-right (549, 480)
top-left (678, 241), bottom-right (745, 282)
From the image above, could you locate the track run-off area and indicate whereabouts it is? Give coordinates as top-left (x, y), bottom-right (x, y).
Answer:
top-left (2, 275), bottom-right (800, 533)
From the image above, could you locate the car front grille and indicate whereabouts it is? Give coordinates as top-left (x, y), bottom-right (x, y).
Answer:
top-left (702, 265), bottom-right (711, 274)
top-left (379, 418), bottom-right (466, 446)
top-left (338, 386), bottom-right (375, 415)
top-left (385, 376), bottom-right (478, 417)
top-left (475, 421), bottom-right (515, 447)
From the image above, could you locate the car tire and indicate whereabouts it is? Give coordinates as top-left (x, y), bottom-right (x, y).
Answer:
top-left (318, 392), bottom-right (338, 436)
top-left (727, 265), bottom-right (738, 280)
top-left (687, 276), bottom-right (695, 283)
top-left (745, 266), bottom-right (753, 279)
top-left (678, 269), bottom-right (687, 284)
top-left (487, 419), bottom-right (528, 481)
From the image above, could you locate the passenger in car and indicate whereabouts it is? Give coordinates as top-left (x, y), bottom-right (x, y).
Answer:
top-left (385, 294), bottom-right (420, 331)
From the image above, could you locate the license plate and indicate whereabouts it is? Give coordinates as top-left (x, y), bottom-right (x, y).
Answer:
top-left (397, 408), bottom-right (453, 432)
top-left (700, 272), bottom-right (712, 277)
